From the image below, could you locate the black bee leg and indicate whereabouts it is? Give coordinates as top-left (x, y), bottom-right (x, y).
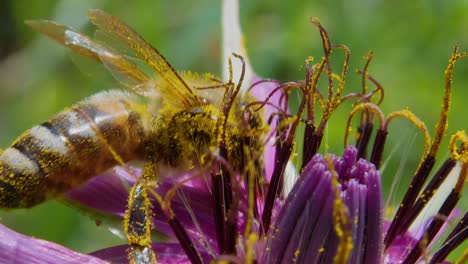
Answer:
top-left (124, 178), bottom-right (156, 263)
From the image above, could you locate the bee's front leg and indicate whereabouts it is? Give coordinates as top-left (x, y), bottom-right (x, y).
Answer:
top-left (124, 163), bottom-right (157, 264)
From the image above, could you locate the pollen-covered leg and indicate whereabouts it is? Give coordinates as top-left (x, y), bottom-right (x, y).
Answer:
top-left (124, 181), bottom-right (156, 264)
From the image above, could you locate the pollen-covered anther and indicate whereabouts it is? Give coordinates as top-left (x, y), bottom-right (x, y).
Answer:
top-left (344, 103), bottom-right (384, 147)
top-left (449, 130), bottom-right (468, 163)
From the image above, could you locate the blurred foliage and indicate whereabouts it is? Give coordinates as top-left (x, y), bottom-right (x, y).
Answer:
top-left (0, 0), bottom-right (466, 260)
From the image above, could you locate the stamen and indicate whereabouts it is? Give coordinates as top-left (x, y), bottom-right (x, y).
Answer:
top-left (353, 53), bottom-right (383, 160)
top-left (369, 128), bottom-right (388, 168)
top-left (230, 53), bottom-right (246, 104)
top-left (429, 213), bottom-right (467, 263)
top-left (312, 44), bottom-right (353, 151)
top-left (384, 155), bottom-right (436, 249)
top-left (302, 59), bottom-right (326, 168)
top-left (384, 109), bottom-right (431, 158)
top-left (253, 82), bottom-right (304, 112)
top-left (429, 49), bottom-right (468, 158)
top-left (211, 53), bottom-right (248, 254)
top-left (348, 57), bottom-right (384, 165)
top-left (449, 130), bottom-right (468, 163)
top-left (385, 50), bottom-right (467, 249)
top-left (211, 152), bottom-right (241, 254)
top-left (344, 103), bottom-right (384, 148)
top-left (242, 101), bottom-right (288, 121)
top-left (261, 124), bottom-right (294, 233)
top-left (263, 71), bottom-right (315, 232)
top-left (299, 29), bottom-right (360, 166)
top-left (360, 51), bottom-right (374, 95)
top-left (329, 44), bottom-right (350, 110)
top-left (193, 83), bottom-right (230, 90)
top-left (211, 170), bottom-right (226, 252)
top-left (402, 161), bottom-right (466, 263)
top-left (301, 120), bottom-right (317, 169)
top-left (267, 116), bottom-right (297, 150)
top-left (247, 79), bottom-right (279, 94)
top-left (313, 89), bottom-right (327, 110)
top-left (445, 212), bottom-right (467, 243)
top-left (243, 147), bottom-right (257, 237)
top-left (168, 217), bottom-right (204, 264)
top-left (355, 71), bottom-right (384, 106)
top-left (398, 158), bottom-right (457, 235)
top-left (309, 18), bottom-right (334, 100)
top-left (217, 150), bottom-right (243, 254)
top-left (247, 78), bottom-right (292, 114)
top-left (355, 121), bottom-right (373, 161)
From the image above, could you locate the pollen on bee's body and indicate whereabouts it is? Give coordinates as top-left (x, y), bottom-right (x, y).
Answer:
top-left (29, 125), bottom-right (69, 156)
top-left (0, 148), bottom-right (40, 173)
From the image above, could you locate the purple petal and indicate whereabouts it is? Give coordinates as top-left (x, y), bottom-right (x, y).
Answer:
top-left (262, 154), bottom-right (329, 262)
top-left (383, 230), bottom-right (417, 264)
top-left (65, 167), bottom-right (218, 250)
top-left (363, 165), bottom-right (383, 263)
top-left (299, 183), bottom-right (335, 263)
top-left (0, 223), bottom-right (107, 264)
top-left (90, 242), bottom-right (212, 264)
top-left (344, 180), bottom-right (367, 263)
top-left (65, 168), bottom-right (131, 216)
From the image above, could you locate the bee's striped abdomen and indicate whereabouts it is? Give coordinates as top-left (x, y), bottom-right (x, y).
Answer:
top-left (0, 90), bottom-right (148, 208)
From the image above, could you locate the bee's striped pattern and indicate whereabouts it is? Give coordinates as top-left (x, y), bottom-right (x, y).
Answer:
top-left (0, 90), bottom-right (147, 208)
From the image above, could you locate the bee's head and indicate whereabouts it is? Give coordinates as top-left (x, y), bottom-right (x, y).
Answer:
top-left (165, 106), bottom-right (219, 163)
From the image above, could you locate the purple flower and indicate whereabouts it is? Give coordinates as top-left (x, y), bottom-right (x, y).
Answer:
top-left (262, 147), bottom-right (383, 263)
top-left (1, 0), bottom-right (466, 263)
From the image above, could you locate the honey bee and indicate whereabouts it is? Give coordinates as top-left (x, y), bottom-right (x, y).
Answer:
top-left (0, 10), bottom-right (265, 263)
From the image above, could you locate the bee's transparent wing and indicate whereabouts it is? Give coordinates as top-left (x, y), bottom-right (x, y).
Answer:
top-left (26, 20), bottom-right (100, 61)
top-left (87, 9), bottom-right (201, 107)
top-left (26, 20), bottom-right (152, 93)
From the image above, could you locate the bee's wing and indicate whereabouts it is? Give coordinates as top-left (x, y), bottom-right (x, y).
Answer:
top-left (26, 20), bottom-right (153, 94)
top-left (26, 20), bottom-right (101, 60)
top-left (87, 9), bottom-right (201, 107)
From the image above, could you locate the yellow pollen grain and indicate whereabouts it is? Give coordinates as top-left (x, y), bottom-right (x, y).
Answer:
top-left (293, 249), bottom-right (301, 262)
top-left (245, 233), bottom-right (258, 264)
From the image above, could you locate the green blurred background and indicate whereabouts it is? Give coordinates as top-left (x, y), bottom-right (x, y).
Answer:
top-left (0, 0), bottom-right (466, 261)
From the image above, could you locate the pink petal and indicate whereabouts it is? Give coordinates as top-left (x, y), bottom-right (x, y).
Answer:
top-left (90, 242), bottom-right (212, 264)
top-left (0, 223), bottom-right (107, 264)
top-left (65, 167), bottom-right (218, 250)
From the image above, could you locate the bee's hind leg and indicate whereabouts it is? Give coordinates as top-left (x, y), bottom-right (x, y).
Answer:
top-left (124, 162), bottom-right (158, 264)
